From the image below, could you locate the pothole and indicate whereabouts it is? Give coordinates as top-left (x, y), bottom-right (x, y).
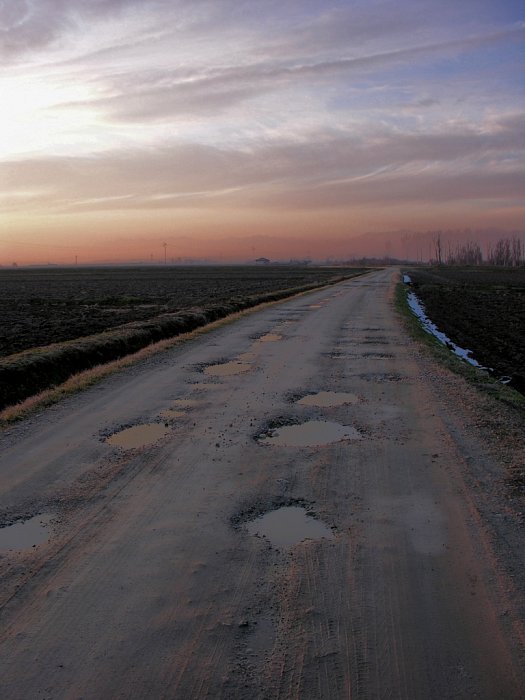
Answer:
top-left (191, 382), bottom-right (222, 390)
top-left (258, 333), bottom-right (282, 342)
top-left (297, 391), bottom-right (359, 407)
top-left (204, 361), bottom-right (251, 377)
top-left (160, 409), bottom-right (186, 420)
top-left (362, 352), bottom-right (395, 359)
top-left (246, 506), bottom-right (334, 548)
top-left (358, 372), bottom-right (406, 383)
top-left (238, 352), bottom-right (257, 362)
top-left (106, 423), bottom-right (170, 449)
top-left (0, 514), bottom-right (55, 551)
top-left (258, 420), bottom-right (361, 447)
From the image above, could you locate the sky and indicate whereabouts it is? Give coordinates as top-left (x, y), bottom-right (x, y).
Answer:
top-left (0, 0), bottom-right (524, 263)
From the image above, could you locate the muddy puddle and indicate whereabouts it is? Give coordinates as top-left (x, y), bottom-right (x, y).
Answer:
top-left (238, 352), bottom-right (257, 362)
top-left (258, 333), bottom-right (282, 342)
top-left (160, 409), bottom-right (186, 420)
top-left (259, 420), bottom-right (361, 447)
top-left (308, 304), bottom-right (323, 309)
top-left (0, 514), bottom-right (54, 551)
top-left (297, 391), bottom-right (359, 407)
top-left (204, 361), bottom-right (251, 377)
top-left (106, 423), bottom-right (170, 449)
top-left (246, 506), bottom-right (334, 548)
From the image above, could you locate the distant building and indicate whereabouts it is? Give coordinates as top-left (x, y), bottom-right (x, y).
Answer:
top-left (255, 257), bottom-right (271, 264)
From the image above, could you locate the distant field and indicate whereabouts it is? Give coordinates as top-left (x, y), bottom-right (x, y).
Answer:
top-left (406, 266), bottom-right (525, 383)
top-left (0, 265), bottom-right (369, 411)
top-left (0, 265), bottom-right (365, 357)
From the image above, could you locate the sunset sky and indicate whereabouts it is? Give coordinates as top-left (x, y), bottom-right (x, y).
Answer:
top-left (1, 0), bottom-right (524, 263)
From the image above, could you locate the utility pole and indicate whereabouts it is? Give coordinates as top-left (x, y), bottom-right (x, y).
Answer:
top-left (163, 242), bottom-right (168, 264)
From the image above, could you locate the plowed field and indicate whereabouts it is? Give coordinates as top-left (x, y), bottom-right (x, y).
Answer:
top-left (405, 266), bottom-right (525, 382)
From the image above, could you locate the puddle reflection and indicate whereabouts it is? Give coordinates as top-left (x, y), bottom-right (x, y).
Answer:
top-left (246, 506), bottom-right (333, 548)
top-left (297, 391), bottom-right (359, 408)
top-left (106, 423), bottom-right (170, 449)
top-left (259, 420), bottom-right (361, 447)
top-left (258, 333), bottom-right (282, 342)
top-left (160, 409), bottom-right (186, 420)
top-left (0, 514), bottom-right (54, 551)
top-left (204, 361), bottom-right (251, 377)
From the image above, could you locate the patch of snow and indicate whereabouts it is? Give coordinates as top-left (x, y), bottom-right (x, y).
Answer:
top-left (403, 274), bottom-right (412, 284)
top-left (407, 291), bottom-right (485, 369)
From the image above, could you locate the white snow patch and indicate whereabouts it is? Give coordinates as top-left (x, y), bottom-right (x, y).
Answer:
top-left (407, 290), bottom-right (484, 368)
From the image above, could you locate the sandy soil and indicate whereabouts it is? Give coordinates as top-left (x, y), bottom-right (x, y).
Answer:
top-left (0, 268), bottom-right (523, 699)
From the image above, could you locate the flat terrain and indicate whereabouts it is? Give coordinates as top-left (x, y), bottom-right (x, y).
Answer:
top-left (406, 266), bottom-right (525, 381)
top-left (0, 268), bottom-right (523, 699)
top-left (0, 265), bottom-right (364, 357)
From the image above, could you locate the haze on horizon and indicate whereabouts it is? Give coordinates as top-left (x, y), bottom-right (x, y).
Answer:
top-left (1, 0), bottom-right (524, 265)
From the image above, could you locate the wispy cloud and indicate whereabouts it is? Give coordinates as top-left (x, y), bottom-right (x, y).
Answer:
top-left (1, 0), bottom-right (524, 259)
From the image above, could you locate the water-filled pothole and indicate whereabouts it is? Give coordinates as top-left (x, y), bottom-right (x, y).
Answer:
top-left (246, 506), bottom-right (333, 548)
top-left (0, 514), bottom-right (55, 551)
top-left (258, 420), bottom-right (361, 447)
top-left (238, 352), bottom-right (257, 362)
top-left (160, 409), bottom-right (186, 420)
top-left (258, 333), bottom-right (282, 342)
top-left (204, 361), bottom-right (251, 377)
top-left (172, 398), bottom-right (201, 408)
top-left (106, 423), bottom-right (170, 449)
top-left (191, 382), bottom-right (222, 390)
top-left (297, 391), bottom-right (359, 407)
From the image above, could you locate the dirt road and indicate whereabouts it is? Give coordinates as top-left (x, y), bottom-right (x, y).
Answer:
top-left (0, 268), bottom-right (523, 699)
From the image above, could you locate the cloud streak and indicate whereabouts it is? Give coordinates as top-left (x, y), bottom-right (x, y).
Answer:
top-left (1, 0), bottom-right (524, 260)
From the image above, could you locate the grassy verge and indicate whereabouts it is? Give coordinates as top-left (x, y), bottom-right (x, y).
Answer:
top-left (0, 271), bottom-right (369, 425)
top-left (394, 279), bottom-right (525, 414)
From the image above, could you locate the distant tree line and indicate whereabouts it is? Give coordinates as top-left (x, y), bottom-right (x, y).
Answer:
top-left (430, 232), bottom-right (523, 266)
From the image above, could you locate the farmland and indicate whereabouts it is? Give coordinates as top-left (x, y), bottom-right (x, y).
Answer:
top-left (0, 265), bottom-right (367, 357)
top-left (0, 265), bottom-right (368, 410)
top-left (405, 266), bottom-right (525, 386)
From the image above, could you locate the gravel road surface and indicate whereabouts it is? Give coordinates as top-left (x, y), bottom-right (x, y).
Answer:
top-left (0, 267), bottom-right (523, 699)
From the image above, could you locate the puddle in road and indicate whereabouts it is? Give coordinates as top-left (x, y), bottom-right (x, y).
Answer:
top-left (259, 420), bottom-right (361, 447)
top-left (297, 391), bottom-right (359, 408)
top-left (160, 409), bottom-right (186, 420)
top-left (309, 304), bottom-right (323, 309)
top-left (0, 514), bottom-right (54, 551)
top-left (204, 361), bottom-right (251, 377)
top-left (246, 506), bottom-right (334, 548)
top-left (106, 423), bottom-right (170, 449)
top-left (238, 352), bottom-right (257, 362)
top-left (258, 333), bottom-right (282, 342)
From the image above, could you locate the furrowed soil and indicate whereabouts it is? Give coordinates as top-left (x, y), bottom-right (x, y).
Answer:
top-left (0, 266), bottom-right (366, 356)
top-left (405, 266), bottom-right (525, 380)
top-left (0, 265), bottom-right (368, 410)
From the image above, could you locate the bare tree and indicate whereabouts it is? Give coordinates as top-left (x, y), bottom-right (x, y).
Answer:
top-left (489, 238), bottom-right (512, 266)
top-left (446, 240), bottom-right (482, 266)
top-left (432, 231), bottom-right (443, 264)
top-left (511, 235), bottom-right (523, 266)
